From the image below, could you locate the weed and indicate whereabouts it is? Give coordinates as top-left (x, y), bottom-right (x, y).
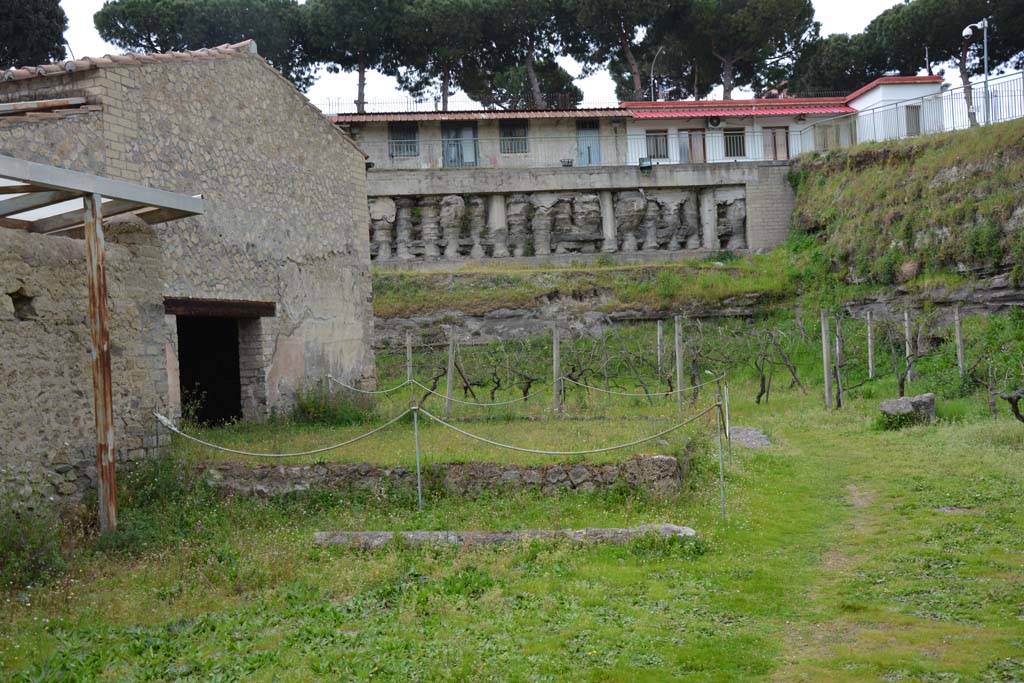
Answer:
top-left (0, 506), bottom-right (65, 591)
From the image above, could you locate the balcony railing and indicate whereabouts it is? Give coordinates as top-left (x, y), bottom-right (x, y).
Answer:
top-left (359, 130), bottom-right (803, 171)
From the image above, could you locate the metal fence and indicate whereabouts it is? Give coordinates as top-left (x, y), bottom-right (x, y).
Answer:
top-left (797, 71), bottom-right (1024, 151)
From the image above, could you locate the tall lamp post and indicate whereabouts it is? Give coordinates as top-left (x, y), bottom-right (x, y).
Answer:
top-left (650, 46), bottom-right (665, 102)
top-left (963, 19), bottom-right (990, 124)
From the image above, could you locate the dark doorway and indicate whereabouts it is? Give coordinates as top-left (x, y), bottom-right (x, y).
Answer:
top-left (176, 316), bottom-right (242, 424)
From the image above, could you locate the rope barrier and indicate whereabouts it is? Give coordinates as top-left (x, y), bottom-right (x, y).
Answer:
top-left (153, 410), bottom-right (411, 458)
top-left (560, 373), bottom-right (726, 398)
top-left (327, 376), bottom-right (412, 395)
top-left (410, 379), bottom-right (552, 406)
top-left (330, 373), bottom-right (723, 405)
top-left (417, 404), bottom-right (718, 456)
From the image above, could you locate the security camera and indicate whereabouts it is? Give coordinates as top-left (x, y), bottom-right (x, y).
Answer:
top-left (962, 26), bottom-right (974, 39)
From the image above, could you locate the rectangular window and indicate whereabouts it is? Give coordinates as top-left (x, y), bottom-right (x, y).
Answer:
top-left (762, 126), bottom-right (789, 160)
top-left (387, 122), bottom-right (419, 157)
top-left (576, 120), bottom-right (601, 165)
top-left (441, 123), bottom-right (479, 168)
top-left (723, 127), bottom-right (746, 158)
top-left (646, 130), bottom-right (669, 159)
top-left (679, 129), bottom-right (706, 163)
top-left (499, 120), bottom-right (529, 154)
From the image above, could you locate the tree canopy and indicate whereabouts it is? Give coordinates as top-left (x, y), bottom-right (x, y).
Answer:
top-left (0, 0), bottom-right (67, 67)
top-left (86, 0), bottom-right (1024, 107)
top-left (303, 0), bottom-right (403, 111)
top-left (94, 0), bottom-right (314, 90)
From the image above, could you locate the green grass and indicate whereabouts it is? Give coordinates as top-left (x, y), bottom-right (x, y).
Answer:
top-left (2, 374), bottom-right (1023, 681)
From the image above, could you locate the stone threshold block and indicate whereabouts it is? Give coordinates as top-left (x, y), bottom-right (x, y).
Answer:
top-left (314, 524), bottom-right (697, 549)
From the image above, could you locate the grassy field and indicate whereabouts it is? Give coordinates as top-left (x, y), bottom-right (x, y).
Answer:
top-left (2, 371), bottom-right (1022, 681)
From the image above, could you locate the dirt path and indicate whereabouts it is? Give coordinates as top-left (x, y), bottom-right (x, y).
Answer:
top-left (771, 482), bottom-right (880, 682)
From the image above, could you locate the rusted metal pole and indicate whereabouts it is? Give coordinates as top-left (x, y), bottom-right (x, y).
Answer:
top-left (84, 193), bottom-right (117, 534)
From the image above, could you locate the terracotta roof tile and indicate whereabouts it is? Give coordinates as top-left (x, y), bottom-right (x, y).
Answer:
top-left (1, 40), bottom-right (258, 83)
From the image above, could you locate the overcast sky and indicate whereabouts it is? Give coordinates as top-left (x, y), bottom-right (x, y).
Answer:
top-left (62, 0), bottom-right (905, 108)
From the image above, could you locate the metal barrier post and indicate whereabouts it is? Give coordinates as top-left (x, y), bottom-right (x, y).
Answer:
top-left (723, 381), bottom-right (732, 465)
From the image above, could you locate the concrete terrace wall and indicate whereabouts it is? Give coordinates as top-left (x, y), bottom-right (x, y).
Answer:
top-left (0, 222), bottom-right (168, 507)
top-left (0, 52), bottom-right (375, 417)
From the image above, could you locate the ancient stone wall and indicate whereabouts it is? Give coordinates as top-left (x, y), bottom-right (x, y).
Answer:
top-left (0, 50), bottom-right (375, 416)
top-left (0, 220), bottom-right (168, 507)
top-left (369, 186), bottom-right (747, 261)
top-left (201, 454), bottom-right (684, 498)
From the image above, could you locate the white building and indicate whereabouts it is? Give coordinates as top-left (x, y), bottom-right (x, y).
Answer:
top-left (334, 76), bottom-right (945, 171)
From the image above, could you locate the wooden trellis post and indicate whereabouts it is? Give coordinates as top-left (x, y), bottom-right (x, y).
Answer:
top-left (552, 326), bottom-right (561, 415)
top-left (821, 309), bottom-right (833, 410)
top-left (674, 315), bottom-right (684, 413)
top-left (656, 320), bottom-right (664, 380)
top-left (954, 304), bottom-right (965, 380)
top-left (866, 310), bottom-right (875, 380)
top-left (445, 326), bottom-right (455, 417)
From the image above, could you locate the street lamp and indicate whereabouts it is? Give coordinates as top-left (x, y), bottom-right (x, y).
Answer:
top-left (963, 18), bottom-right (990, 124)
top-left (650, 46), bottom-right (665, 102)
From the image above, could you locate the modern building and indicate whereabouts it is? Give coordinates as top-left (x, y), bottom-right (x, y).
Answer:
top-left (334, 76), bottom-right (943, 264)
top-left (0, 42), bottom-right (374, 505)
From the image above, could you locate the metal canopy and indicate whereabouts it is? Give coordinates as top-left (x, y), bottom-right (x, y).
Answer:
top-left (0, 153), bottom-right (204, 235)
top-left (1, 153), bottom-right (204, 535)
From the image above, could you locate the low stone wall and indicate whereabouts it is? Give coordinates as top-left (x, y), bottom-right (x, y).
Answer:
top-left (200, 454), bottom-right (684, 498)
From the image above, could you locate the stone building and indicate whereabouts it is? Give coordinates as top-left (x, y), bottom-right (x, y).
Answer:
top-left (333, 76), bottom-right (942, 265)
top-left (0, 42), bottom-right (373, 505)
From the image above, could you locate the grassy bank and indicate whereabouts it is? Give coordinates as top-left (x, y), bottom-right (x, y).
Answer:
top-left (791, 117), bottom-right (1024, 287)
top-left (373, 251), bottom-right (800, 319)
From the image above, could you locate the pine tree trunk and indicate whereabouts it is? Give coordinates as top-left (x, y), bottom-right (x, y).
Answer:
top-left (442, 62), bottom-right (450, 111)
top-left (356, 52), bottom-right (367, 114)
top-left (960, 43), bottom-right (978, 128)
top-left (620, 30), bottom-right (643, 100)
top-left (526, 36), bottom-right (544, 109)
top-left (721, 59), bottom-right (735, 100)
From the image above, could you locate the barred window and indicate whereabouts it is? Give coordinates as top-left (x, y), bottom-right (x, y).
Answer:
top-left (645, 130), bottom-right (669, 159)
top-left (388, 122), bottom-right (419, 157)
top-left (499, 120), bottom-right (529, 154)
top-left (724, 128), bottom-right (746, 158)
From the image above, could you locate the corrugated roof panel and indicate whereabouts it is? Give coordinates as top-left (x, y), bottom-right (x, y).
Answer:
top-left (630, 106), bottom-right (856, 119)
top-left (332, 109), bottom-right (625, 123)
